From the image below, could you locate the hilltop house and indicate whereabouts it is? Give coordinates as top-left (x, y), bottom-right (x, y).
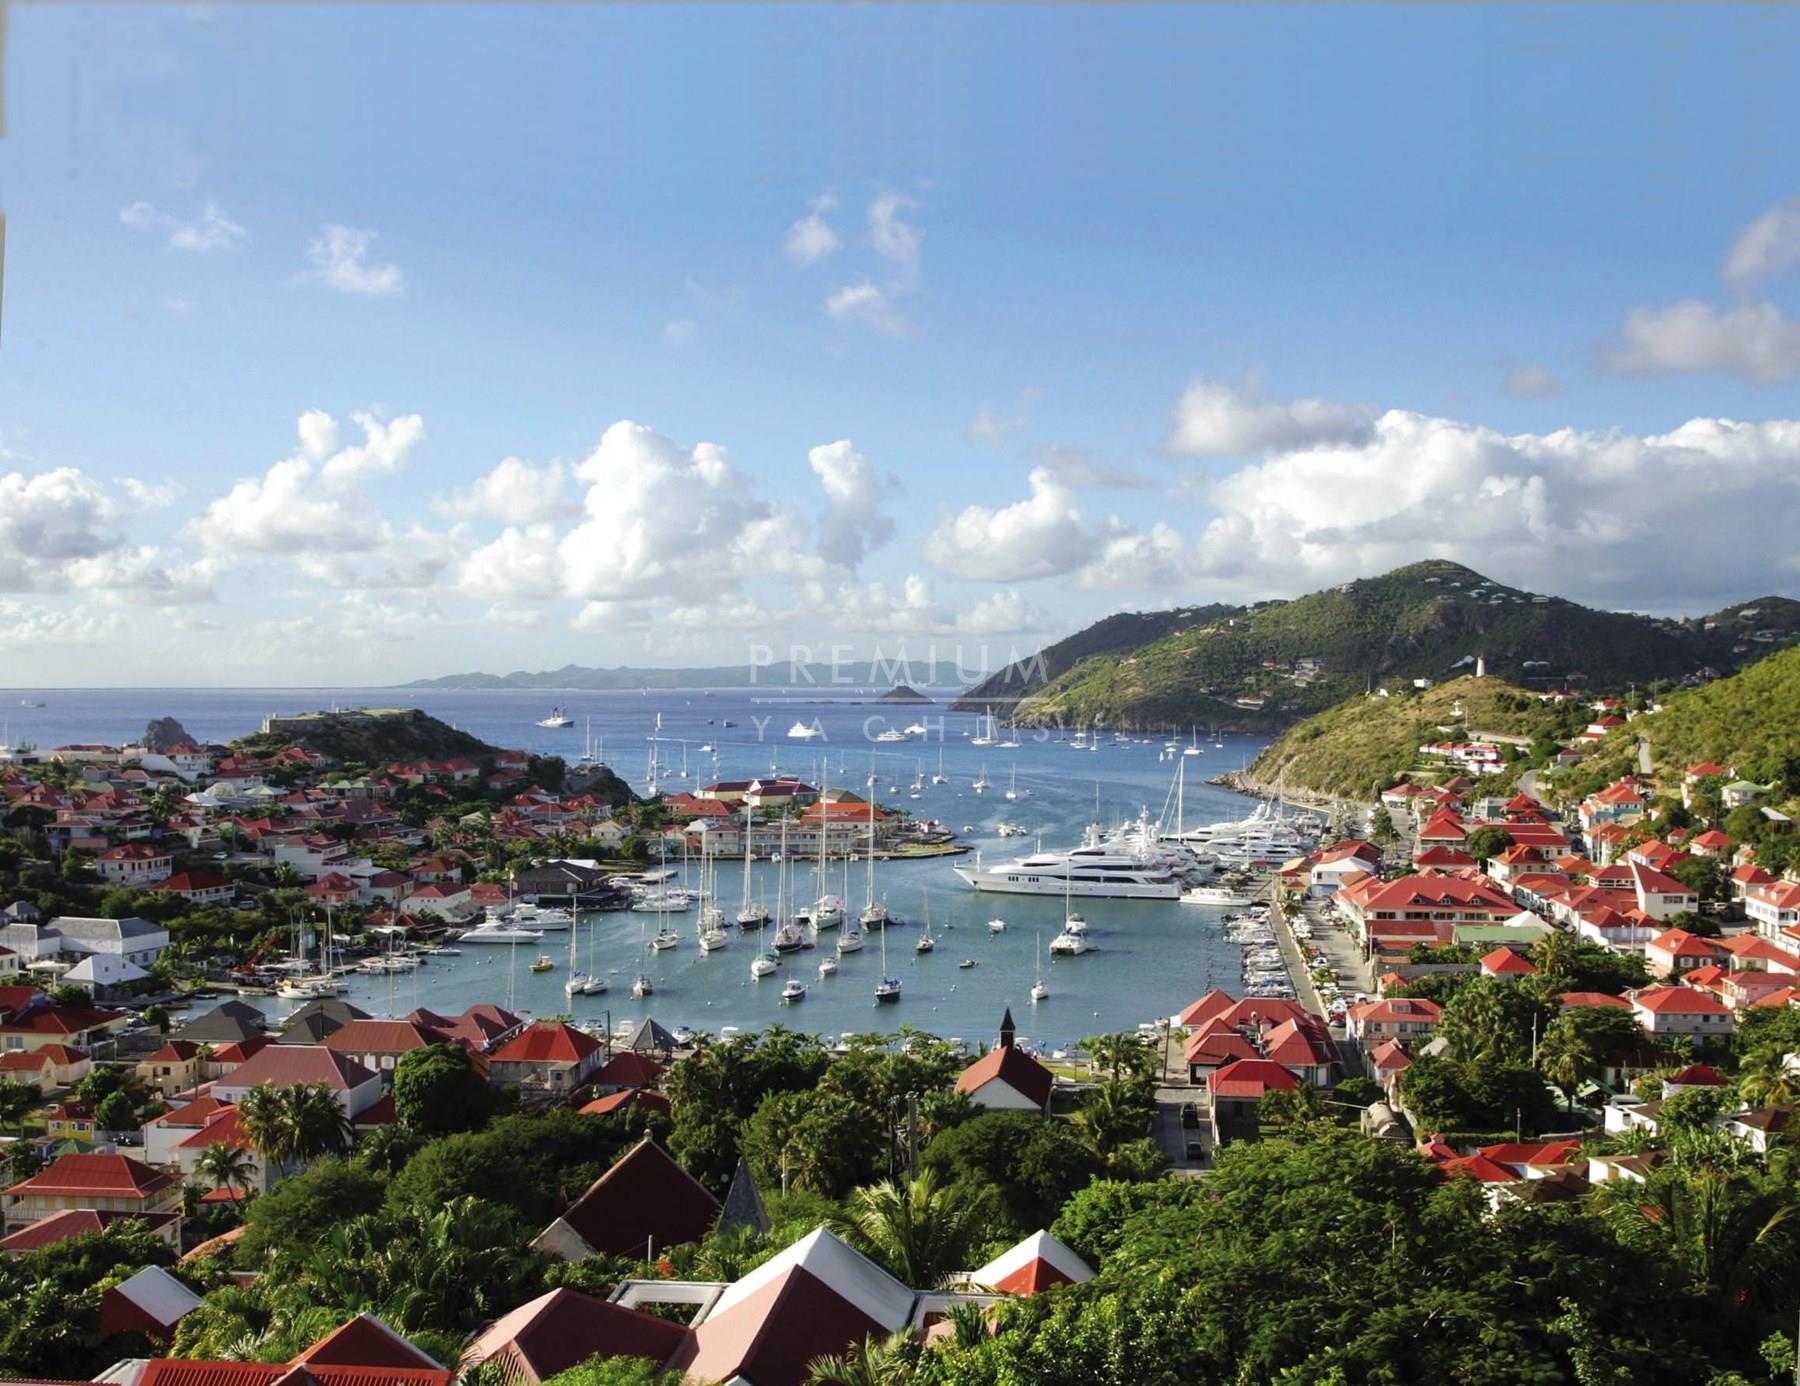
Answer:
top-left (2, 1152), bottom-right (182, 1236)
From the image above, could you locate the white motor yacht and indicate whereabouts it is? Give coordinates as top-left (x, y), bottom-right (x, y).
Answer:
top-left (459, 921), bottom-right (545, 944)
top-left (953, 814), bottom-right (1184, 899)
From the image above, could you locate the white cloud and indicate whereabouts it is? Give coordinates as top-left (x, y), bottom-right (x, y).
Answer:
top-left (65, 549), bottom-right (218, 607)
top-left (784, 194), bottom-right (842, 267)
top-left (808, 439), bottom-right (896, 569)
top-left (0, 468), bottom-right (119, 592)
top-left (1724, 198), bottom-right (1800, 295)
top-left (825, 281), bottom-right (906, 336)
top-left (1501, 364), bottom-right (1566, 399)
top-left (923, 467), bottom-right (1089, 581)
top-left (0, 602), bottom-right (123, 646)
top-left (1075, 519), bottom-right (1188, 591)
top-left (868, 192), bottom-right (922, 281)
top-left (1183, 405), bottom-right (1800, 610)
top-left (119, 200), bottom-right (246, 252)
top-left (434, 457), bottom-right (576, 526)
top-left (192, 409), bottom-right (425, 556)
top-left (305, 225), bottom-right (404, 297)
top-left (1168, 378), bottom-right (1372, 456)
top-left (484, 602), bottom-right (546, 630)
top-left (558, 422), bottom-right (769, 603)
top-left (1600, 300), bottom-right (1800, 384)
top-left (121, 478), bottom-right (185, 510)
top-left (458, 523), bottom-right (565, 601)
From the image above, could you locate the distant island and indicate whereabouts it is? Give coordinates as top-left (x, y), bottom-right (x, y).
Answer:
top-left (874, 684), bottom-right (933, 704)
top-left (400, 662), bottom-right (965, 692)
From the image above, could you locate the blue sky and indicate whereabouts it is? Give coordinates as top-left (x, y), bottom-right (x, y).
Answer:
top-left (5, 4), bottom-right (1800, 685)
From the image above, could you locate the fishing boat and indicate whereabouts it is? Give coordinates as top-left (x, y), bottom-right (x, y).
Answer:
top-left (537, 706), bottom-right (574, 728)
top-left (781, 977), bottom-right (808, 1004)
top-left (529, 954), bottom-right (554, 973)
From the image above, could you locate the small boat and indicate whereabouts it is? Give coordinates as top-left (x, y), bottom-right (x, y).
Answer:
top-left (631, 972), bottom-right (653, 998)
top-left (772, 920), bottom-right (808, 954)
top-left (915, 933), bottom-right (934, 954)
top-left (652, 929), bottom-right (681, 951)
top-left (1049, 928), bottom-right (1089, 956)
top-left (582, 975), bottom-right (609, 995)
top-left (958, 958), bottom-right (977, 969)
top-left (537, 706), bottom-right (574, 728)
top-left (781, 977), bottom-right (808, 1004)
top-left (751, 950), bottom-right (779, 979)
top-left (838, 926), bottom-right (865, 954)
top-left (988, 917), bottom-right (1006, 934)
top-left (787, 720), bottom-right (822, 739)
top-left (818, 956), bottom-right (838, 978)
top-left (529, 955), bottom-right (554, 973)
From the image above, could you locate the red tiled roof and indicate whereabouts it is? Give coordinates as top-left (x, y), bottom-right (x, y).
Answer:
top-left (1481, 946), bottom-right (1537, 976)
top-left (0, 1208), bottom-right (182, 1253)
top-left (578, 1088), bottom-right (674, 1119)
top-left (462, 1289), bottom-right (687, 1386)
top-left (592, 1051), bottom-right (665, 1089)
top-left (324, 1020), bottom-right (447, 1056)
top-left (1633, 985), bottom-right (1733, 1016)
top-left (213, 1044), bottom-right (377, 1092)
top-left (551, 1136), bottom-right (720, 1257)
top-left (6, 1152), bottom-right (178, 1200)
top-left (1558, 991), bottom-right (1631, 1010)
top-left (493, 1021), bottom-right (602, 1066)
top-left (1211, 1058), bottom-right (1299, 1098)
top-left (955, 1043), bottom-right (1055, 1110)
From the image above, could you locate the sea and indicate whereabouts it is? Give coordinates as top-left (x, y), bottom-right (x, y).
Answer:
top-left (0, 686), bottom-right (1276, 1052)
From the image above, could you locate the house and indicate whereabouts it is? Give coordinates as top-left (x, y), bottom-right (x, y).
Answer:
top-left (1630, 985), bottom-right (1737, 1038)
top-left (44, 914), bottom-right (171, 970)
top-left (47, 1099), bottom-right (97, 1140)
top-left (143, 1095), bottom-right (237, 1165)
top-left (278, 997), bottom-right (371, 1045)
top-left (209, 1043), bottom-right (384, 1118)
top-left (2, 1152), bottom-right (183, 1235)
top-left (1644, 928), bottom-right (1726, 979)
top-left (203, 1035), bottom-right (277, 1078)
top-left (1366, 1039), bottom-right (1412, 1095)
top-left (489, 1021), bottom-right (604, 1094)
top-left (1309, 842), bottom-right (1383, 896)
top-left (128, 1313), bottom-right (452, 1386)
top-left (460, 1289), bottom-right (689, 1386)
top-left (1746, 880), bottom-right (1800, 941)
top-left (954, 1012), bottom-right (1055, 1113)
top-left (136, 1039), bottom-right (206, 1096)
top-left (154, 868), bottom-right (235, 905)
top-left (0, 1042), bottom-right (88, 1089)
top-left (324, 1018), bottom-right (453, 1076)
top-left (591, 1051), bottom-right (666, 1094)
top-left (1688, 830), bottom-right (1735, 859)
top-left (580, 1088), bottom-right (674, 1120)
top-left (1208, 1057), bottom-right (1298, 1143)
top-left (408, 1003), bottom-right (525, 1053)
top-left (173, 1107), bottom-right (270, 1196)
top-left (967, 1230), bottom-right (1094, 1294)
top-left (96, 842), bottom-right (174, 886)
top-left (100, 1264), bottom-right (203, 1345)
top-left (531, 1135), bottom-right (721, 1261)
top-left (1725, 1106), bottom-right (1795, 1155)
top-left (177, 1000), bottom-right (269, 1047)
top-left (0, 995), bottom-right (129, 1053)
top-left (1346, 996), bottom-right (1443, 1044)
top-left (1480, 946), bottom-right (1537, 978)
top-left (1629, 863), bottom-right (1699, 922)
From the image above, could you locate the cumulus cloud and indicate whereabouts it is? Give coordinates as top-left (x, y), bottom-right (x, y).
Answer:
top-left (122, 478), bottom-right (184, 510)
top-left (1075, 520), bottom-right (1188, 591)
top-left (435, 457), bottom-right (577, 526)
top-left (1724, 198), bottom-right (1800, 295)
top-left (1168, 378), bottom-right (1372, 456)
top-left (119, 200), bottom-right (246, 252)
top-left (1501, 364), bottom-right (1566, 399)
top-left (0, 468), bottom-right (118, 590)
top-left (808, 439), bottom-right (896, 568)
top-left (458, 523), bottom-right (565, 601)
top-left (0, 602), bottom-right (123, 646)
top-left (825, 281), bottom-right (906, 336)
top-left (558, 422), bottom-right (769, 603)
top-left (784, 194), bottom-right (842, 267)
top-left (1183, 406), bottom-right (1800, 610)
top-left (868, 192), bottom-right (922, 281)
top-left (1602, 200), bottom-right (1800, 383)
top-left (305, 225), bottom-right (404, 296)
top-left (192, 409), bottom-right (425, 556)
top-left (923, 468), bottom-right (1089, 581)
top-left (1600, 301), bottom-right (1800, 384)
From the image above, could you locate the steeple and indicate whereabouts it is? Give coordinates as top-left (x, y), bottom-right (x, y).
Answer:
top-left (999, 1007), bottom-right (1016, 1049)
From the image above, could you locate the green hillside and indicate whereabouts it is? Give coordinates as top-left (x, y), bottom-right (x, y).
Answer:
top-left (1243, 677), bottom-right (1574, 801)
top-left (975, 560), bottom-right (1797, 733)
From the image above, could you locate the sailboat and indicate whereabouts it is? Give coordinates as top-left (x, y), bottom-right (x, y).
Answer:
top-left (631, 919), bottom-right (654, 997)
top-left (1030, 933), bottom-right (1049, 1003)
top-left (537, 705), bottom-right (574, 728)
top-left (970, 711), bottom-right (997, 747)
top-left (800, 769), bottom-right (844, 931)
top-left (581, 915), bottom-right (609, 994)
top-left (752, 824), bottom-right (786, 978)
top-left (562, 908), bottom-right (591, 995)
top-left (999, 717), bottom-right (1021, 749)
top-left (915, 891), bottom-right (935, 954)
top-left (874, 920), bottom-right (901, 1004)
top-left (1184, 725), bottom-right (1201, 757)
top-left (849, 798), bottom-right (882, 947)
top-left (736, 800), bottom-right (770, 930)
top-left (1049, 869), bottom-right (1091, 955)
top-left (694, 837), bottom-right (729, 952)
top-left (973, 761), bottom-right (990, 794)
top-left (931, 749), bottom-right (947, 785)
top-left (1004, 766), bottom-right (1019, 801)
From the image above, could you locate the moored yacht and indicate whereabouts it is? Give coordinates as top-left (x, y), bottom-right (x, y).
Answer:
top-left (953, 814), bottom-right (1185, 899)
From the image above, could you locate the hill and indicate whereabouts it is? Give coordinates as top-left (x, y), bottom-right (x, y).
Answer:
top-left (1241, 676), bottom-right (1573, 801)
top-left (948, 605), bottom-right (1238, 711)
top-left (874, 684), bottom-right (933, 704)
top-left (964, 560), bottom-right (1800, 733)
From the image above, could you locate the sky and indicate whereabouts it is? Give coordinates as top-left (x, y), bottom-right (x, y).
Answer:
top-left (5, 4), bottom-right (1800, 686)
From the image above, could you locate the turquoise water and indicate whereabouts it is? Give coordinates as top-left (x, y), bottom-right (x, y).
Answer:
top-left (5, 687), bottom-right (1269, 1050)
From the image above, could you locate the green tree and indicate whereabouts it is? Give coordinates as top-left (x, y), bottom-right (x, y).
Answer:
top-left (392, 1044), bottom-right (494, 1137)
top-left (1437, 976), bottom-right (1553, 1065)
top-left (1738, 1044), bottom-right (1799, 1109)
top-left (0, 1079), bottom-right (36, 1135)
top-left (836, 1171), bottom-right (996, 1288)
top-left (1535, 1016), bottom-right (1595, 1111)
top-left (236, 1159), bottom-right (386, 1264)
top-left (805, 1331), bottom-right (920, 1386)
top-left (539, 1357), bottom-right (690, 1386)
top-left (93, 1089), bottom-right (137, 1133)
top-left (922, 1110), bottom-right (1102, 1233)
top-left (195, 1143), bottom-right (258, 1202)
top-left (1464, 826), bottom-right (1515, 863)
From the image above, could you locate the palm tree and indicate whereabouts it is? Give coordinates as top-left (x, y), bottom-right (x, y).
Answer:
top-left (805, 1330), bottom-right (919, 1386)
top-left (1738, 1043), bottom-right (1799, 1109)
top-left (238, 1083), bottom-right (299, 1174)
top-left (1081, 1032), bottom-right (1150, 1084)
top-left (1535, 1020), bottom-right (1595, 1111)
top-left (287, 1082), bottom-right (354, 1162)
top-left (1595, 1164), bottom-right (1800, 1306)
top-left (1073, 1078), bottom-right (1155, 1154)
top-left (195, 1142), bottom-right (258, 1203)
top-left (1531, 927), bottom-right (1579, 981)
top-left (837, 1172), bottom-right (993, 1289)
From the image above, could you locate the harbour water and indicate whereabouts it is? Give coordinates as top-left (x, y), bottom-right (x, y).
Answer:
top-left (1, 686), bottom-right (1275, 1050)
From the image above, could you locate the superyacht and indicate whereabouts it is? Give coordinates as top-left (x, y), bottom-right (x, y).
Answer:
top-left (952, 811), bottom-right (1187, 899)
